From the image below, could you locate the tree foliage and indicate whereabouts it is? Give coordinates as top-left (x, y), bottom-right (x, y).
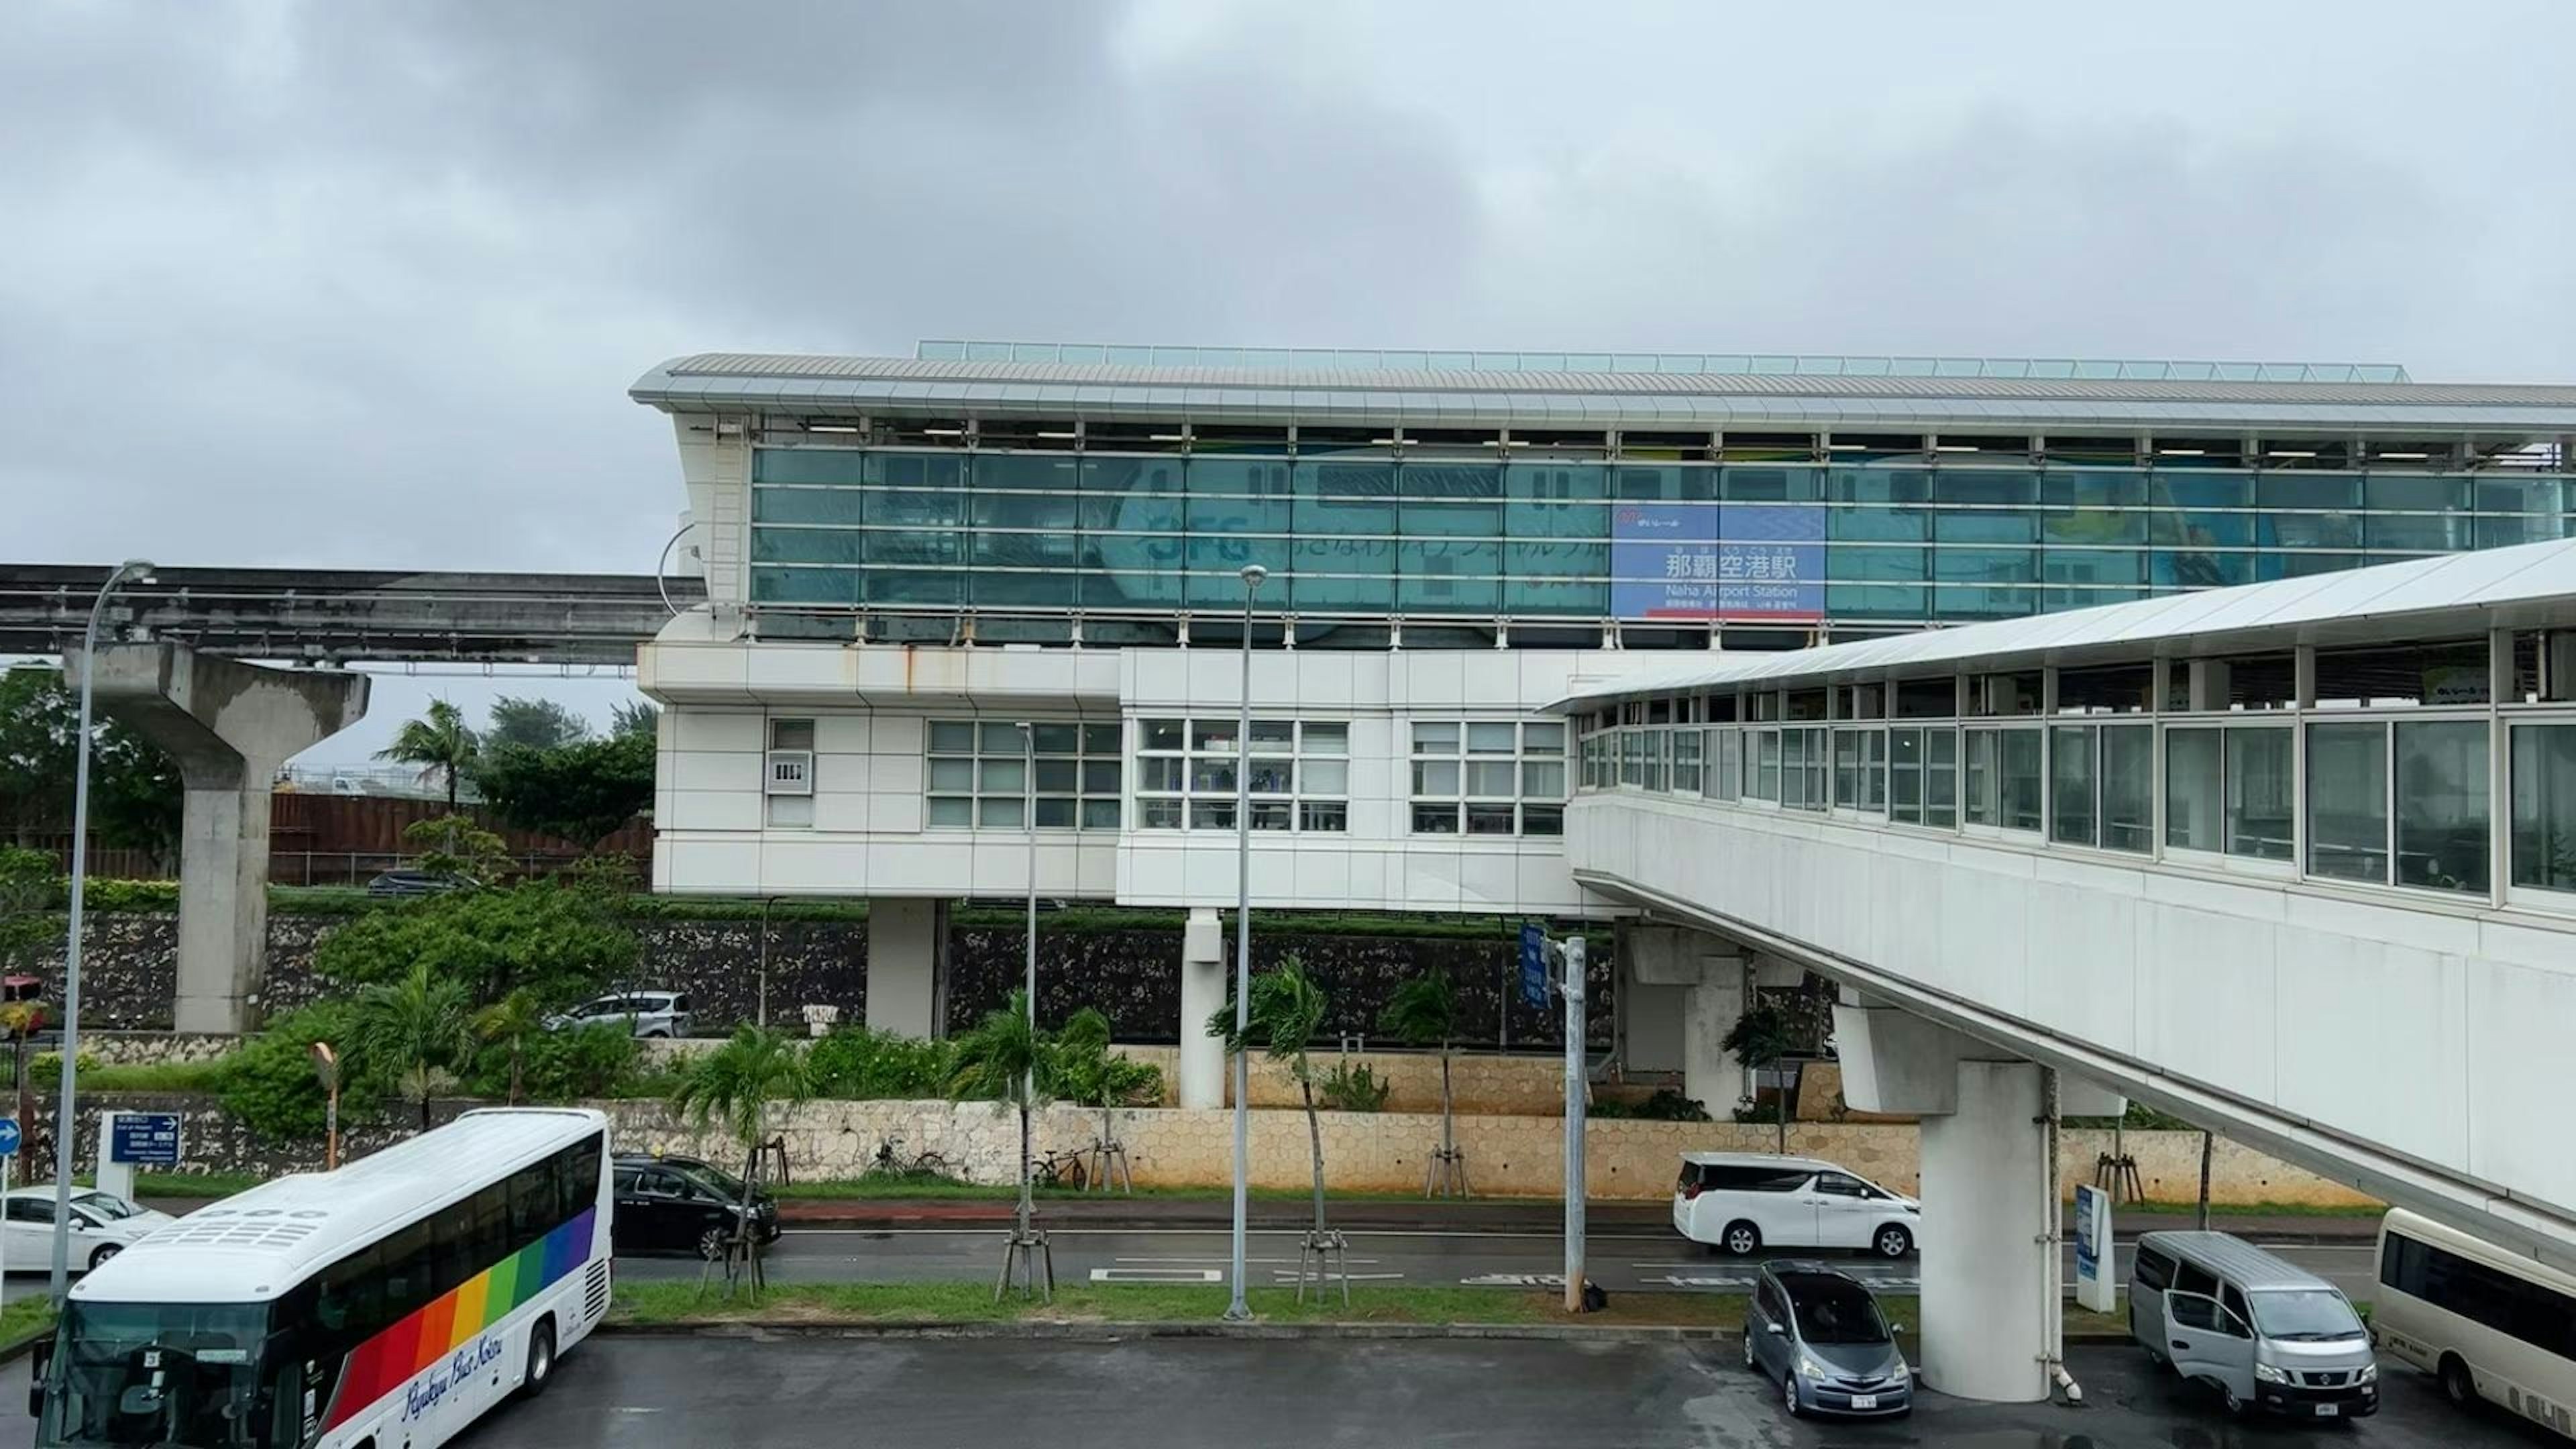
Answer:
top-left (1044, 1006), bottom-right (1160, 1108)
top-left (669, 1026), bottom-right (812, 1153)
top-left (349, 960), bottom-right (474, 1129)
top-left (609, 699), bottom-right (659, 741)
top-left (949, 989), bottom-right (1049, 1110)
top-left (473, 732), bottom-right (653, 845)
top-left (484, 695), bottom-right (592, 752)
top-left (402, 814), bottom-right (511, 881)
top-left (213, 1001), bottom-right (369, 1140)
top-left (1208, 956), bottom-right (1336, 1234)
top-left (805, 1025), bottom-right (957, 1100)
top-left (472, 987), bottom-right (546, 1103)
top-left (311, 877), bottom-right (636, 1009)
top-left (0, 667), bottom-right (183, 861)
top-left (0, 847), bottom-right (54, 973)
top-left (377, 700), bottom-right (480, 809)
top-left (1722, 1000), bottom-right (1801, 1151)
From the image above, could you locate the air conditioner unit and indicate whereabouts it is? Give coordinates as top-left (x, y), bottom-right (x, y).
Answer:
top-left (765, 750), bottom-right (814, 796)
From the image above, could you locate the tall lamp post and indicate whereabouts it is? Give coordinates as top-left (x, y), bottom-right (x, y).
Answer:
top-left (1224, 563), bottom-right (1267, 1321)
top-left (53, 559), bottom-right (154, 1301)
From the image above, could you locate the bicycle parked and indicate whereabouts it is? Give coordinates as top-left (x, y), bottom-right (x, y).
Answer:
top-left (865, 1134), bottom-right (954, 1182)
top-left (1030, 1146), bottom-right (1089, 1191)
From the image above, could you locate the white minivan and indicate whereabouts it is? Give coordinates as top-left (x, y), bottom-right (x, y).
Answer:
top-left (1673, 1152), bottom-right (1923, 1258)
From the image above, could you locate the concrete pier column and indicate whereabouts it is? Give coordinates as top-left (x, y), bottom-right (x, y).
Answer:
top-left (1680, 973), bottom-right (1744, 1119)
top-left (1917, 1059), bottom-right (2051, 1403)
top-left (70, 643), bottom-right (368, 1032)
top-left (864, 897), bottom-right (947, 1037)
top-left (1176, 908), bottom-right (1226, 1109)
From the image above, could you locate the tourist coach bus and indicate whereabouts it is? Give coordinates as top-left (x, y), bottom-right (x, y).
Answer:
top-left (31, 1108), bottom-right (612, 1448)
top-left (2373, 1208), bottom-right (2576, 1439)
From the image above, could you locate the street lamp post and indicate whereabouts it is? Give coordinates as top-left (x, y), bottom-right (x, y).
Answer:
top-left (1224, 564), bottom-right (1266, 1321)
top-left (54, 559), bottom-right (154, 1301)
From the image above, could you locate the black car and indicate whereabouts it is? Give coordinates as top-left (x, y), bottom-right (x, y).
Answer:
top-left (364, 869), bottom-right (476, 898)
top-left (611, 1152), bottom-right (782, 1260)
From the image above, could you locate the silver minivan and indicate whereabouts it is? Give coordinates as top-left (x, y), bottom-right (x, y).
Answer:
top-left (2129, 1230), bottom-right (2379, 1419)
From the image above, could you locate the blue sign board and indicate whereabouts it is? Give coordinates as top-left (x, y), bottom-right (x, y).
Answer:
top-left (1519, 923), bottom-right (1550, 1009)
top-left (2074, 1184), bottom-right (2104, 1285)
top-left (109, 1112), bottom-right (180, 1168)
top-left (1610, 504), bottom-right (1825, 621)
top-left (0, 1118), bottom-right (19, 1158)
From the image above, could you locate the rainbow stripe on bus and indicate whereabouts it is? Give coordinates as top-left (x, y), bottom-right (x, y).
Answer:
top-left (323, 1207), bottom-right (596, 1432)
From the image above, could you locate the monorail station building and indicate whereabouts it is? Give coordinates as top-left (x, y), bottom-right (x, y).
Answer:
top-left (629, 343), bottom-right (2576, 1120)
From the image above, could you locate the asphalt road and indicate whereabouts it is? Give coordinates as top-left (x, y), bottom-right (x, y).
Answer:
top-left (612, 1224), bottom-right (2386, 1301)
top-left (438, 1338), bottom-right (2561, 1449)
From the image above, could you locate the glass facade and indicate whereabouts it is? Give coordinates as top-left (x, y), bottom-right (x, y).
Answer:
top-left (1134, 718), bottom-right (1348, 832)
top-left (747, 448), bottom-right (2573, 624)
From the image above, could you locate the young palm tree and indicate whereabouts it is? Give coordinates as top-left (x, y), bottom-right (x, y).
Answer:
top-left (1723, 1001), bottom-right (1800, 1154)
top-left (949, 989), bottom-right (1051, 1239)
top-left (473, 987), bottom-right (546, 1104)
top-left (376, 699), bottom-right (480, 808)
top-left (669, 1026), bottom-right (813, 1190)
top-left (1379, 971), bottom-right (1461, 1187)
top-left (348, 960), bottom-right (474, 1130)
top-left (1208, 956), bottom-right (1332, 1240)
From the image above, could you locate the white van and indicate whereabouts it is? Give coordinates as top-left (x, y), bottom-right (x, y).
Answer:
top-left (2129, 1230), bottom-right (2379, 1419)
top-left (1672, 1152), bottom-right (1922, 1258)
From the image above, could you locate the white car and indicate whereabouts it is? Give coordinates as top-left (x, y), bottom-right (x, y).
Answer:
top-left (1, 1186), bottom-right (176, 1272)
top-left (1673, 1152), bottom-right (1923, 1259)
top-left (547, 990), bottom-right (692, 1038)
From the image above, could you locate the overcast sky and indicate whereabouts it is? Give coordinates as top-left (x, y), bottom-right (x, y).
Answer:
top-left (6, 0), bottom-right (2574, 761)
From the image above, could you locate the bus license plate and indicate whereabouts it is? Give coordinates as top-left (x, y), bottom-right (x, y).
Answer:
top-left (1851, 1395), bottom-right (1877, 1410)
top-left (2315, 1404), bottom-right (2339, 1417)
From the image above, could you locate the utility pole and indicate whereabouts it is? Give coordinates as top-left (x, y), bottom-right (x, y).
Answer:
top-left (1559, 934), bottom-right (1589, 1314)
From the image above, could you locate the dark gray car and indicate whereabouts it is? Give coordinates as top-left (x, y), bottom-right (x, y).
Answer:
top-left (1746, 1263), bottom-right (1913, 1418)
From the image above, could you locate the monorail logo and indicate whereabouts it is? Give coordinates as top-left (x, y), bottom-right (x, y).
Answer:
top-left (400, 1334), bottom-right (508, 1421)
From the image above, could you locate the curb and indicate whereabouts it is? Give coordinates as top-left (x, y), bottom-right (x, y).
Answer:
top-left (0, 1328), bottom-right (50, 1368)
top-left (593, 1318), bottom-right (2140, 1346)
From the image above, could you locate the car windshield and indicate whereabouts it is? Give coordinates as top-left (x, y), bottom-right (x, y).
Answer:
top-left (2248, 1289), bottom-right (2365, 1341)
top-left (1788, 1284), bottom-right (1892, 1344)
top-left (74, 1192), bottom-right (140, 1222)
top-left (672, 1162), bottom-right (750, 1200)
top-left (40, 1301), bottom-right (295, 1448)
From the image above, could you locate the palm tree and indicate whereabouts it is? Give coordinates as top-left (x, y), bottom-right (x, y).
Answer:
top-left (349, 960), bottom-right (473, 1130)
top-left (376, 699), bottom-right (480, 808)
top-left (1209, 956), bottom-right (1332, 1240)
top-left (1723, 1000), bottom-right (1800, 1154)
top-left (1379, 971), bottom-right (1462, 1191)
top-left (669, 1026), bottom-right (813, 1194)
top-left (950, 989), bottom-right (1051, 1240)
top-left (474, 988), bottom-right (546, 1104)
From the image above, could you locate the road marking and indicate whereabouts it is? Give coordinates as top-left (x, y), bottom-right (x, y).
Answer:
top-left (1089, 1267), bottom-right (1223, 1284)
top-left (1273, 1271), bottom-right (1406, 1283)
top-left (1462, 1273), bottom-right (1564, 1288)
top-left (786, 1227), bottom-right (1680, 1242)
top-left (1116, 1256), bottom-right (1304, 1266)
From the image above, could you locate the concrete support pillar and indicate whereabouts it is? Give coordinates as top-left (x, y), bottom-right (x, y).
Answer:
top-left (863, 897), bottom-right (946, 1037)
top-left (70, 643), bottom-right (367, 1032)
top-left (1919, 1060), bottom-right (2053, 1403)
top-left (1680, 972), bottom-right (1743, 1118)
top-left (1177, 908), bottom-right (1226, 1109)
top-left (2188, 659), bottom-right (2231, 711)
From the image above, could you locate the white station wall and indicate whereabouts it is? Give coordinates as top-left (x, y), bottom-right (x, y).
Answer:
top-left (1568, 792), bottom-right (2576, 1224)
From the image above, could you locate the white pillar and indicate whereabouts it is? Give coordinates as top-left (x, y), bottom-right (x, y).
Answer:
top-left (1680, 973), bottom-right (1744, 1118)
top-left (1919, 1059), bottom-right (2052, 1403)
top-left (863, 898), bottom-right (945, 1038)
top-left (1177, 908), bottom-right (1226, 1109)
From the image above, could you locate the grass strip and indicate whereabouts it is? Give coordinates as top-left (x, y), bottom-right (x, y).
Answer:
top-left (610, 1280), bottom-right (1748, 1330)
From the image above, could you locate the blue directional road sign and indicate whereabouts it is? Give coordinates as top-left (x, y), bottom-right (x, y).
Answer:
top-left (1519, 923), bottom-right (1550, 1009)
top-left (0, 1118), bottom-right (19, 1158)
top-left (109, 1112), bottom-right (180, 1167)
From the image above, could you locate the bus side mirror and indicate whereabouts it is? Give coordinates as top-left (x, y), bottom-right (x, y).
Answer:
top-left (27, 1340), bottom-right (50, 1417)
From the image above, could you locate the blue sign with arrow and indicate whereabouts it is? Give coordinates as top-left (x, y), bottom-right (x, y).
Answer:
top-left (1519, 923), bottom-right (1550, 1009)
top-left (0, 1118), bottom-right (19, 1158)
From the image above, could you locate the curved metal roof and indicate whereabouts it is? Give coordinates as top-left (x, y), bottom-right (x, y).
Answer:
top-left (1548, 535), bottom-right (2576, 709)
top-left (631, 352), bottom-right (2576, 432)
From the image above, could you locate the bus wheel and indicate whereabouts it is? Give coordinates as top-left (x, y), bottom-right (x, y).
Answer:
top-left (2438, 1355), bottom-right (2474, 1407)
top-left (521, 1319), bottom-right (557, 1399)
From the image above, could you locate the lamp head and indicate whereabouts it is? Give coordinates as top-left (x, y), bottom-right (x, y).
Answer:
top-left (119, 559), bottom-right (157, 585)
top-left (1240, 564), bottom-right (1268, 589)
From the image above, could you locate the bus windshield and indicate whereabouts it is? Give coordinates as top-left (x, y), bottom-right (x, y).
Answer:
top-left (2248, 1289), bottom-right (2367, 1341)
top-left (39, 1301), bottom-right (297, 1448)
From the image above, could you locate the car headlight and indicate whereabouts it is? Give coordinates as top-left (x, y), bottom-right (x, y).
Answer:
top-left (2253, 1363), bottom-right (2288, 1385)
top-left (1797, 1355), bottom-right (1827, 1379)
top-left (2357, 1362), bottom-right (2377, 1383)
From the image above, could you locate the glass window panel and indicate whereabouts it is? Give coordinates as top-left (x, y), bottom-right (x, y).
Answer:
top-left (1525, 721), bottom-right (1566, 751)
top-left (2153, 471), bottom-right (2251, 509)
top-left (2044, 548), bottom-right (2146, 586)
top-left (1303, 722), bottom-right (1349, 754)
top-left (2364, 473), bottom-right (2468, 512)
top-left (1414, 760), bottom-right (1460, 796)
top-left (926, 796), bottom-right (972, 828)
top-left (1523, 759), bottom-right (1566, 800)
top-left (1142, 719), bottom-right (1184, 751)
top-left (1412, 802), bottom-right (1461, 834)
top-left (2305, 723), bottom-right (2386, 880)
top-left (2166, 729), bottom-right (2222, 851)
top-left (2365, 513), bottom-right (2463, 551)
top-left (1831, 506), bottom-right (1929, 543)
top-left (1247, 757), bottom-right (1294, 794)
top-left (1250, 719), bottom-right (1295, 747)
top-left (1302, 759), bottom-right (1350, 795)
top-left (1191, 720), bottom-right (1240, 753)
top-left (1930, 470), bottom-right (2038, 507)
top-left (1465, 804), bottom-right (1518, 835)
top-left (1831, 545), bottom-right (1927, 582)
top-left (1936, 509), bottom-right (2039, 544)
top-left (2512, 724), bottom-right (2576, 892)
top-left (2100, 724), bottom-right (2152, 853)
top-left (1863, 729), bottom-right (1887, 810)
top-left (749, 566), bottom-right (863, 604)
top-left (1889, 729), bottom-right (1923, 823)
top-left (751, 528), bottom-right (865, 566)
top-left (1756, 730), bottom-right (1781, 802)
top-left (1829, 468), bottom-right (1931, 506)
top-left (2051, 727), bottom-right (2097, 845)
top-left (1414, 722), bottom-right (1461, 753)
top-left (1083, 724), bottom-right (1120, 754)
top-left (928, 722), bottom-right (977, 754)
top-left (1467, 722), bottom-right (1518, 753)
top-left (2226, 727), bottom-right (2296, 861)
top-left (928, 759), bottom-right (975, 792)
top-left (753, 448), bottom-right (869, 486)
top-left (1034, 759), bottom-right (1079, 793)
top-left (1033, 797), bottom-right (1076, 828)
top-left (1300, 800), bottom-right (1348, 832)
top-left (2477, 514), bottom-right (2561, 549)
top-left (1139, 799), bottom-right (1183, 828)
top-left (1966, 730), bottom-right (1998, 825)
top-left (2041, 469), bottom-right (2149, 511)
top-left (1250, 800), bottom-right (1293, 831)
top-left (1139, 757), bottom-right (1184, 793)
top-left (1083, 760), bottom-right (1122, 792)
top-left (2395, 721), bottom-right (2489, 893)
top-left (1081, 799), bottom-right (1122, 829)
top-left (1834, 731), bottom-right (1862, 808)
top-left (978, 723), bottom-right (1022, 753)
top-left (2000, 730), bottom-right (2043, 831)
top-left (1190, 800), bottom-right (1236, 830)
top-left (1925, 728), bottom-right (1958, 828)
top-left (978, 759), bottom-right (1026, 792)
top-left (1932, 547), bottom-right (2039, 583)
top-left (1613, 466), bottom-right (1712, 502)
top-left (1031, 724), bottom-right (1080, 754)
top-left (1466, 760), bottom-right (1517, 797)
top-left (1521, 804), bottom-right (1565, 836)
top-left (1506, 464), bottom-right (1609, 500)
top-left (1190, 759), bottom-right (1237, 793)
top-left (1722, 467), bottom-right (1819, 502)
top-left (977, 796), bottom-right (1024, 828)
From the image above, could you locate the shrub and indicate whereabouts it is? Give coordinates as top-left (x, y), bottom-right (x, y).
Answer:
top-left (213, 1001), bottom-right (372, 1140)
top-left (1597, 1087), bottom-right (1713, 1122)
top-left (1044, 1007), bottom-right (1161, 1108)
top-left (312, 878), bottom-right (635, 1008)
top-left (1317, 1061), bottom-right (1391, 1113)
top-left (28, 1050), bottom-right (98, 1081)
top-left (805, 1025), bottom-right (955, 1100)
top-left (467, 1022), bottom-right (638, 1102)
top-left (74, 878), bottom-right (179, 914)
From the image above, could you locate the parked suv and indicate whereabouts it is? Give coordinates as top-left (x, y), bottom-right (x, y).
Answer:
top-left (549, 990), bottom-right (691, 1038)
top-left (610, 1152), bottom-right (780, 1259)
top-left (1674, 1152), bottom-right (1921, 1258)
top-left (1748, 1262), bottom-right (1913, 1418)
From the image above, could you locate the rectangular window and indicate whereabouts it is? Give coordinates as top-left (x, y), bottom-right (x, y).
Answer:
top-left (1138, 717), bottom-right (1348, 833)
top-left (2227, 727), bottom-right (2295, 861)
top-left (1714, 727), bottom-right (1741, 800)
top-left (1965, 729), bottom-right (1997, 825)
top-left (2100, 724), bottom-right (2153, 853)
top-left (1889, 729), bottom-right (1923, 823)
top-left (2394, 720), bottom-right (2489, 893)
top-left (1672, 729), bottom-right (1703, 795)
top-left (1863, 729), bottom-right (1886, 811)
top-left (2050, 727), bottom-right (2096, 845)
top-left (1756, 729), bottom-right (1781, 802)
top-left (2000, 729), bottom-right (2043, 831)
top-left (1925, 727), bottom-right (1958, 827)
top-left (1413, 720), bottom-right (1568, 835)
top-left (928, 719), bottom-right (1122, 831)
top-left (2512, 723), bottom-right (2576, 894)
top-left (2307, 722), bottom-right (2389, 882)
top-left (1834, 731), bottom-right (1862, 809)
top-left (2166, 729), bottom-right (2222, 851)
